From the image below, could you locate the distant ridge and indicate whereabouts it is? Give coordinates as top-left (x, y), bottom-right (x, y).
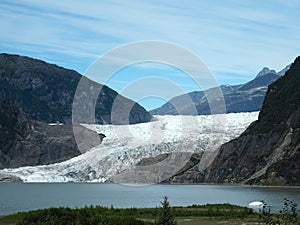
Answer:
top-left (150, 65), bottom-right (290, 116)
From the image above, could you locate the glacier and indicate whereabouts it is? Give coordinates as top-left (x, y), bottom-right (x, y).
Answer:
top-left (0, 112), bottom-right (258, 183)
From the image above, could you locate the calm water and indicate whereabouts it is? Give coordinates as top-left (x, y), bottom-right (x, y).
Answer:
top-left (0, 183), bottom-right (299, 216)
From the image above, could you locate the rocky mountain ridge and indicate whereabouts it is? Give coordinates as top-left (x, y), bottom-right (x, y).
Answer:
top-left (167, 57), bottom-right (300, 185)
top-left (151, 65), bottom-right (289, 115)
top-left (0, 53), bottom-right (152, 125)
top-left (0, 98), bottom-right (104, 171)
top-left (0, 99), bottom-right (71, 169)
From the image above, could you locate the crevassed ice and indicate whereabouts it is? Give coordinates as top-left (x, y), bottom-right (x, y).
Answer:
top-left (0, 112), bottom-right (259, 182)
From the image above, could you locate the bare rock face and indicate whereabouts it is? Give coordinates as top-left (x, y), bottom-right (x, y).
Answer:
top-left (0, 99), bottom-right (101, 169)
top-left (204, 127), bottom-right (300, 185)
top-left (162, 153), bottom-right (204, 184)
top-left (0, 173), bottom-right (22, 182)
top-left (136, 153), bottom-right (170, 166)
top-left (203, 56), bottom-right (300, 185)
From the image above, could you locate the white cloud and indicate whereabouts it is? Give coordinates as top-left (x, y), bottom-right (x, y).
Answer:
top-left (0, 0), bottom-right (299, 91)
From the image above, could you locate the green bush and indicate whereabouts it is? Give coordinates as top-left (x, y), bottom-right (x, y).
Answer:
top-left (260, 198), bottom-right (299, 225)
top-left (16, 206), bottom-right (149, 225)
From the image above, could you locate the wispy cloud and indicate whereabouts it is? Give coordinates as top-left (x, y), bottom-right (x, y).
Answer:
top-left (0, 0), bottom-right (299, 108)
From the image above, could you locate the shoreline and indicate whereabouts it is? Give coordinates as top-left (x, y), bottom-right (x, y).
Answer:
top-left (2, 182), bottom-right (300, 188)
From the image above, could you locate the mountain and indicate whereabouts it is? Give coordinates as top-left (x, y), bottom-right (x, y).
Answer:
top-left (150, 66), bottom-right (288, 115)
top-left (255, 67), bottom-right (276, 78)
top-left (0, 112), bottom-right (258, 182)
top-left (277, 64), bottom-right (291, 76)
top-left (0, 53), bottom-right (152, 124)
top-left (0, 98), bottom-right (103, 170)
top-left (169, 57), bottom-right (300, 185)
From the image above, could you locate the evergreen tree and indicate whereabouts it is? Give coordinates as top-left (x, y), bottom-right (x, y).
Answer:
top-left (157, 196), bottom-right (176, 225)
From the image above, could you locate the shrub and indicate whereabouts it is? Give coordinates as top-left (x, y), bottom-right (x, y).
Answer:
top-left (260, 198), bottom-right (299, 225)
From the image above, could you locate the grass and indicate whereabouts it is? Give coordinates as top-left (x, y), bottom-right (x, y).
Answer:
top-left (0, 212), bottom-right (27, 225)
top-left (0, 204), bottom-right (261, 225)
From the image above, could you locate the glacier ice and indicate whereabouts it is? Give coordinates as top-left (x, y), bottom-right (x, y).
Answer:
top-left (0, 112), bottom-right (259, 183)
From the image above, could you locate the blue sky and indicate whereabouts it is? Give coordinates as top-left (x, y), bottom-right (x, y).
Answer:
top-left (0, 0), bottom-right (299, 110)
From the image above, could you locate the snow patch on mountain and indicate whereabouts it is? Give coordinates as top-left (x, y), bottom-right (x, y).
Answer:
top-left (0, 112), bottom-right (259, 183)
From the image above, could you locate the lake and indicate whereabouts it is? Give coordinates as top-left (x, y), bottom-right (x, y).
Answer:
top-left (0, 183), bottom-right (299, 216)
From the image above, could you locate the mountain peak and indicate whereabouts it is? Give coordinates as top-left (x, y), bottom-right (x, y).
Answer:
top-left (256, 67), bottom-right (276, 78)
top-left (277, 64), bottom-right (291, 76)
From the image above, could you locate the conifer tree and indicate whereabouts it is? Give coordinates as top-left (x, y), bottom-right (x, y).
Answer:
top-left (157, 196), bottom-right (176, 225)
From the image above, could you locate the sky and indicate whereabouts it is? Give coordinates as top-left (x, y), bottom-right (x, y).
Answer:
top-left (0, 0), bottom-right (299, 110)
